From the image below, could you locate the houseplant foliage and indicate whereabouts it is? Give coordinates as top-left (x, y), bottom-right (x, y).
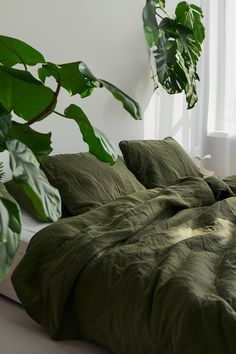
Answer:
top-left (0, 35), bottom-right (141, 279)
top-left (143, 0), bottom-right (205, 109)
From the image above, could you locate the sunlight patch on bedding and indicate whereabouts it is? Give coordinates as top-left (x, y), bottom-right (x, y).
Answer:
top-left (169, 218), bottom-right (235, 244)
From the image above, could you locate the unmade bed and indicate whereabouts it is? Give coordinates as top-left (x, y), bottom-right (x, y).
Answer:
top-left (12, 176), bottom-right (236, 354)
top-left (4, 138), bottom-right (236, 354)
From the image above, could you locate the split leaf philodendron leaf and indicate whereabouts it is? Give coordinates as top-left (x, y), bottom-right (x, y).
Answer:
top-left (0, 66), bottom-right (55, 121)
top-left (175, 2), bottom-right (205, 43)
top-left (78, 62), bottom-right (142, 120)
top-left (7, 139), bottom-right (61, 222)
top-left (11, 122), bottom-right (52, 162)
top-left (143, 0), bottom-right (205, 109)
top-left (0, 35), bottom-right (45, 68)
top-left (64, 104), bottom-right (118, 164)
top-left (0, 182), bottom-right (21, 280)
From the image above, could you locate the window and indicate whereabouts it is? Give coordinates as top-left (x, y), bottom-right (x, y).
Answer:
top-left (208, 0), bottom-right (236, 135)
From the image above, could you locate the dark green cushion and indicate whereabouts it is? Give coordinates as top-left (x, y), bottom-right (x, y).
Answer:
top-left (41, 153), bottom-right (145, 215)
top-left (119, 137), bottom-right (202, 188)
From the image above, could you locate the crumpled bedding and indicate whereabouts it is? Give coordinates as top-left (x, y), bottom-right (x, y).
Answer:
top-left (12, 176), bottom-right (236, 354)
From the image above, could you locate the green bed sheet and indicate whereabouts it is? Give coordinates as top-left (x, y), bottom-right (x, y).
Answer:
top-left (12, 176), bottom-right (236, 354)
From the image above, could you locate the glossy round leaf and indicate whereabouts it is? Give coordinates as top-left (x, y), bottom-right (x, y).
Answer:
top-left (0, 35), bottom-right (45, 67)
top-left (0, 66), bottom-right (55, 120)
top-left (7, 139), bottom-right (61, 222)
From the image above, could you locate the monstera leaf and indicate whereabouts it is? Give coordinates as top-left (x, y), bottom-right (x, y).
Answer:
top-left (0, 182), bottom-right (21, 280)
top-left (64, 104), bottom-right (118, 164)
top-left (175, 2), bottom-right (205, 43)
top-left (0, 35), bottom-right (45, 68)
top-left (7, 140), bottom-right (61, 222)
top-left (143, 0), bottom-right (205, 109)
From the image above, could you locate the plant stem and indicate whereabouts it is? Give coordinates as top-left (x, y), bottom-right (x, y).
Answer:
top-left (53, 110), bottom-right (66, 118)
top-left (155, 11), bottom-right (164, 20)
top-left (0, 161), bottom-right (4, 180)
top-left (150, 64), bottom-right (156, 81)
top-left (156, 6), bottom-right (171, 18)
top-left (162, 8), bottom-right (171, 18)
top-left (26, 82), bottom-right (61, 126)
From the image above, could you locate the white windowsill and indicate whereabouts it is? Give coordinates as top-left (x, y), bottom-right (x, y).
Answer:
top-left (207, 130), bottom-right (236, 139)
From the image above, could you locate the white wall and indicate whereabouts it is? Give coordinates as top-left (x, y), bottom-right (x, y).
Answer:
top-left (1, 0), bottom-right (153, 179)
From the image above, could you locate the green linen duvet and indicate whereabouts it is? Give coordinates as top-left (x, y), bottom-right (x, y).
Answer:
top-left (12, 176), bottom-right (236, 354)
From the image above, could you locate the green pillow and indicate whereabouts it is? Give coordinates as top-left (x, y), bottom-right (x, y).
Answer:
top-left (119, 137), bottom-right (202, 188)
top-left (41, 153), bottom-right (145, 215)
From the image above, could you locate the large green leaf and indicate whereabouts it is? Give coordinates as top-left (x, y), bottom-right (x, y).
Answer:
top-left (0, 35), bottom-right (45, 67)
top-left (38, 61), bottom-right (141, 119)
top-left (0, 104), bottom-right (12, 151)
top-left (175, 24), bottom-right (199, 65)
top-left (7, 139), bottom-right (61, 222)
top-left (0, 66), bottom-right (55, 120)
top-left (175, 2), bottom-right (205, 44)
top-left (142, 1), bottom-right (159, 47)
top-left (176, 51), bottom-right (198, 109)
top-left (175, 2), bottom-right (205, 66)
top-left (38, 62), bottom-right (96, 98)
top-left (11, 122), bottom-right (52, 162)
top-left (102, 80), bottom-right (142, 120)
top-left (0, 182), bottom-right (21, 280)
top-left (78, 62), bottom-right (142, 120)
top-left (152, 29), bottom-right (169, 85)
top-left (64, 104), bottom-right (118, 164)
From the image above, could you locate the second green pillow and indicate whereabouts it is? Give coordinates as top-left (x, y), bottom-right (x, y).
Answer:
top-left (119, 137), bottom-right (202, 188)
